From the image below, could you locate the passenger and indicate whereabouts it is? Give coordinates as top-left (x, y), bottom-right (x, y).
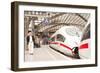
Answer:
top-left (26, 31), bottom-right (35, 55)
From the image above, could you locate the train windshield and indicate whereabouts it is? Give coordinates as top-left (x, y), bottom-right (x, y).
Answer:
top-left (56, 34), bottom-right (65, 42)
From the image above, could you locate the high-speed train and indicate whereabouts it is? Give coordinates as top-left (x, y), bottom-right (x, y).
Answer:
top-left (49, 25), bottom-right (90, 59)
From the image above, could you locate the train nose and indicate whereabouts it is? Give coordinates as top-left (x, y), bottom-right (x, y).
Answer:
top-left (72, 47), bottom-right (80, 59)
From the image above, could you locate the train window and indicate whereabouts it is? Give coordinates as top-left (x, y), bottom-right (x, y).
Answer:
top-left (56, 34), bottom-right (65, 42)
top-left (51, 37), bottom-right (55, 41)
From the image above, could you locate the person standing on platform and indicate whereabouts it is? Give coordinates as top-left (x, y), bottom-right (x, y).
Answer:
top-left (26, 30), bottom-right (35, 55)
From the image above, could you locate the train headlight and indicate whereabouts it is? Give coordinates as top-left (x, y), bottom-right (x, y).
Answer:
top-left (72, 47), bottom-right (80, 59)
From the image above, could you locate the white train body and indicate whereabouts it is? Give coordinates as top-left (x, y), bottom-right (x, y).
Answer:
top-left (49, 26), bottom-right (90, 59)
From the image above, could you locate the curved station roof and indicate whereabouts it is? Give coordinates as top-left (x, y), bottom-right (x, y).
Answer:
top-left (24, 11), bottom-right (90, 33)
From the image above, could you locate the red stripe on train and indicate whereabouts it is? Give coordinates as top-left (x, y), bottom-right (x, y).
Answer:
top-left (50, 42), bottom-right (72, 51)
top-left (50, 42), bottom-right (59, 44)
top-left (50, 42), bottom-right (88, 50)
top-left (60, 43), bottom-right (72, 50)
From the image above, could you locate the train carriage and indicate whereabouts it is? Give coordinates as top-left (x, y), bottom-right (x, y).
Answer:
top-left (49, 25), bottom-right (90, 59)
